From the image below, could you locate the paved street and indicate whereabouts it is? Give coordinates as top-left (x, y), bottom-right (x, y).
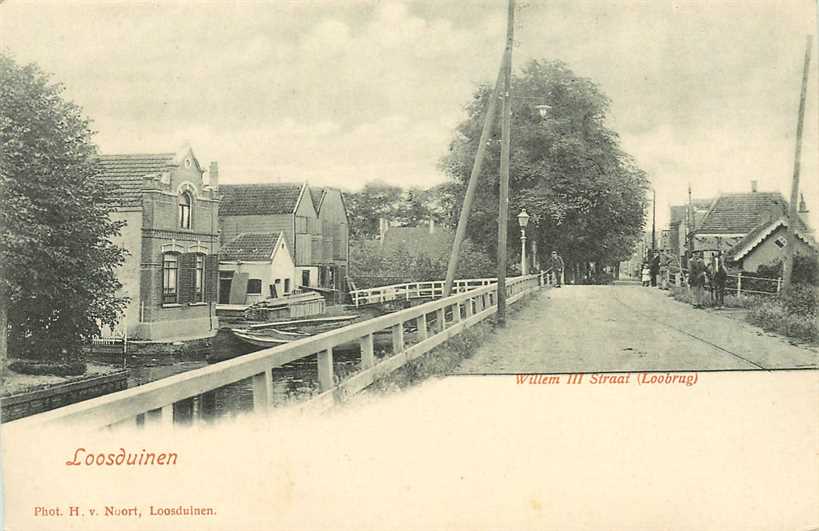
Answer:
top-left (458, 285), bottom-right (818, 373)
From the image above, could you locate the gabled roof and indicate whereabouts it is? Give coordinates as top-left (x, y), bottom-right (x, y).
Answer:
top-left (695, 192), bottom-right (788, 235)
top-left (219, 183), bottom-right (306, 216)
top-left (221, 232), bottom-right (286, 261)
top-left (96, 153), bottom-right (175, 207)
top-left (728, 216), bottom-right (816, 262)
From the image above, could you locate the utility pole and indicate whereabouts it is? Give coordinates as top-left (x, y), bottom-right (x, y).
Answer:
top-left (443, 53), bottom-right (508, 296)
top-left (783, 35), bottom-right (812, 291)
top-left (687, 183), bottom-right (694, 260)
top-left (496, 0), bottom-right (515, 327)
top-left (651, 188), bottom-right (656, 252)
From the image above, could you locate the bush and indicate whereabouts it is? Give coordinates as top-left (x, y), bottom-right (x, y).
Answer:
top-left (8, 359), bottom-right (87, 376)
top-left (747, 298), bottom-right (818, 342)
top-left (779, 284), bottom-right (817, 318)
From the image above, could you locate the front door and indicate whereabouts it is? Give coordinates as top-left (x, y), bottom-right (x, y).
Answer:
top-left (218, 272), bottom-right (233, 304)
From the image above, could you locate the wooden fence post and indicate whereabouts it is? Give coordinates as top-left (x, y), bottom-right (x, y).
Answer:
top-left (318, 348), bottom-right (334, 392)
top-left (776, 277), bottom-right (782, 293)
top-left (737, 272), bottom-right (743, 298)
top-left (252, 368), bottom-right (273, 411)
top-left (436, 308), bottom-right (446, 332)
top-left (360, 333), bottom-right (375, 369)
top-left (416, 314), bottom-right (428, 340)
top-left (391, 323), bottom-right (404, 353)
top-left (452, 303), bottom-right (462, 323)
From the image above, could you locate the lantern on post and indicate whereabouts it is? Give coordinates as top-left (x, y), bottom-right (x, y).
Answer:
top-left (517, 209), bottom-right (530, 275)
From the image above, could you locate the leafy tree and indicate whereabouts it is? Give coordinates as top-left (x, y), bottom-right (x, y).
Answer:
top-left (344, 181), bottom-right (403, 239)
top-left (0, 54), bottom-right (127, 372)
top-left (440, 59), bottom-right (649, 273)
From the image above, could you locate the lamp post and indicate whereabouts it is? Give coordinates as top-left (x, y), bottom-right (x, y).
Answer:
top-left (518, 209), bottom-right (530, 275)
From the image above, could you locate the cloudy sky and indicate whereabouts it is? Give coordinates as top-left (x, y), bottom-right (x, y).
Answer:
top-left (1, 0), bottom-right (817, 227)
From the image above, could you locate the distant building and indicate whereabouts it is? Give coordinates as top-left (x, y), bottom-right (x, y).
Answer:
top-left (219, 182), bottom-right (320, 288)
top-left (310, 187), bottom-right (350, 293)
top-left (218, 183), bottom-right (349, 295)
top-left (97, 146), bottom-right (220, 340)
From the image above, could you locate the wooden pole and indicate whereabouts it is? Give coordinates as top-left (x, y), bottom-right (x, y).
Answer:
top-left (652, 189), bottom-right (657, 251)
top-left (783, 35), bottom-right (812, 290)
top-left (496, 0), bottom-right (515, 327)
top-left (443, 53), bottom-right (508, 297)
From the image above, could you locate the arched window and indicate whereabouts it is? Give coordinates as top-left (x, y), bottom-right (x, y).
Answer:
top-left (178, 192), bottom-right (192, 229)
top-left (162, 253), bottom-right (179, 304)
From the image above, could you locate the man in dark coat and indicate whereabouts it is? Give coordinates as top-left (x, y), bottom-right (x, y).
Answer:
top-left (713, 254), bottom-right (728, 307)
top-left (689, 252), bottom-right (707, 308)
top-left (649, 251), bottom-right (661, 287)
top-left (547, 250), bottom-right (564, 287)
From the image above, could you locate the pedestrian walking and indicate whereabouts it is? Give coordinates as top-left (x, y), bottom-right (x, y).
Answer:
top-left (641, 262), bottom-right (651, 287)
top-left (659, 251), bottom-right (672, 289)
top-left (547, 250), bottom-right (564, 287)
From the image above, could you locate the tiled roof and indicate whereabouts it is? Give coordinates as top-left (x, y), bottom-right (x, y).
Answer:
top-left (96, 153), bottom-right (175, 207)
top-left (219, 183), bottom-right (304, 216)
top-left (695, 192), bottom-right (788, 235)
top-left (221, 232), bottom-right (284, 261)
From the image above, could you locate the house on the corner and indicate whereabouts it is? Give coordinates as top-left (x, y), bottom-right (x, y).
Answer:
top-left (692, 182), bottom-right (817, 272)
top-left (726, 215), bottom-right (817, 271)
top-left (97, 146), bottom-right (220, 340)
top-left (218, 232), bottom-right (296, 305)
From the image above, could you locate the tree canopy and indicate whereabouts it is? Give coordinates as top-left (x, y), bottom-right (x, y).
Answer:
top-left (0, 54), bottom-right (128, 366)
top-left (439, 59), bottom-right (649, 270)
top-left (345, 180), bottom-right (452, 239)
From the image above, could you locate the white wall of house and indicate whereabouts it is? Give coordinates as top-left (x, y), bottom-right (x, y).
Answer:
top-left (219, 238), bottom-right (296, 304)
top-left (740, 226), bottom-right (817, 272)
top-left (102, 208), bottom-right (143, 337)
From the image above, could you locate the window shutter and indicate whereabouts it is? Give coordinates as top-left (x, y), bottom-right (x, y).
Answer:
top-left (178, 253), bottom-right (195, 304)
top-left (205, 254), bottom-right (220, 302)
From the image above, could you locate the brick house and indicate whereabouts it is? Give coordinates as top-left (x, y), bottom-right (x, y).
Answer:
top-left (97, 146), bottom-right (220, 340)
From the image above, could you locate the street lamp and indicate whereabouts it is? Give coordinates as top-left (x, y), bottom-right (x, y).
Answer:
top-left (517, 209), bottom-right (530, 275)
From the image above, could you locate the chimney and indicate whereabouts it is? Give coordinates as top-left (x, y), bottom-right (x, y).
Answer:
top-left (208, 161), bottom-right (219, 188)
top-left (751, 180), bottom-right (758, 193)
top-left (429, 218), bottom-right (435, 234)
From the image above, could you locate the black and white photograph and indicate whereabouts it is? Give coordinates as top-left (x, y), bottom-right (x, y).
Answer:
top-left (1, 1), bottom-right (818, 530)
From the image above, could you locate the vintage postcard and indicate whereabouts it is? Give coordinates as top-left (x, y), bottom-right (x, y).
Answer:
top-left (1, 1), bottom-right (818, 530)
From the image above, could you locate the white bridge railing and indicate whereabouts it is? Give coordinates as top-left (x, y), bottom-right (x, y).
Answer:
top-left (349, 275), bottom-right (545, 306)
top-left (3, 274), bottom-right (546, 434)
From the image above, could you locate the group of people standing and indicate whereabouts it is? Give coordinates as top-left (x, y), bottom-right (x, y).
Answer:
top-left (640, 250), bottom-right (671, 288)
top-left (687, 251), bottom-right (728, 308)
top-left (640, 250), bottom-right (729, 309)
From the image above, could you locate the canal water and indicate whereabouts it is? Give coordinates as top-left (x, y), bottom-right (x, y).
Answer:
top-left (100, 304), bottom-right (430, 421)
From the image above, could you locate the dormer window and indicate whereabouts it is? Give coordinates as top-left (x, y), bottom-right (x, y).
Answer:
top-left (178, 192), bottom-right (192, 229)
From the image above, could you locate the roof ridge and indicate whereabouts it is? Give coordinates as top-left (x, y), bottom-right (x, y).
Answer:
top-left (98, 153), bottom-right (175, 158)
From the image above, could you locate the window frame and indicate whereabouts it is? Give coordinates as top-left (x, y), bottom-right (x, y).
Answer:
top-left (162, 252), bottom-right (180, 305)
top-left (193, 253), bottom-right (205, 303)
top-left (178, 192), bottom-right (193, 230)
